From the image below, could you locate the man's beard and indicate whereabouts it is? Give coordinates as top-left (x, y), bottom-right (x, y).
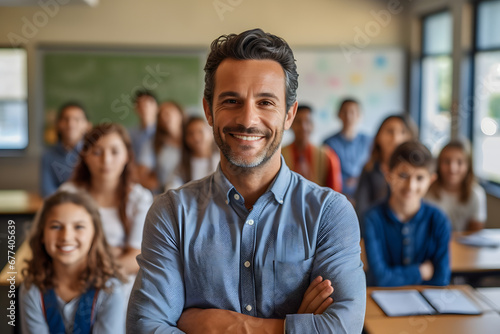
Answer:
top-left (213, 123), bottom-right (284, 169)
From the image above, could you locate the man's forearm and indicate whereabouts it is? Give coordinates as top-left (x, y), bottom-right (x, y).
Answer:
top-left (178, 308), bottom-right (284, 334)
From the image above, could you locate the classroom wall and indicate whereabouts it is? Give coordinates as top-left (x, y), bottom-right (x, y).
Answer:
top-left (0, 0), bottom-right (410, 192)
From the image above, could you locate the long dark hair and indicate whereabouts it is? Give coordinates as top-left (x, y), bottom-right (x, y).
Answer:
top-left (364, 114), bottom-right (418, 171)
top-left (178, 116), bottom-right (218, 183)
top-left (153, 101), bottom-right (185, 155)
top-left (71, 123), bottom-right (135, 236)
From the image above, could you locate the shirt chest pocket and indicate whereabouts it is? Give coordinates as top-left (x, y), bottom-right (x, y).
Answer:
top-left (273, 257), bottom-right (314, 318)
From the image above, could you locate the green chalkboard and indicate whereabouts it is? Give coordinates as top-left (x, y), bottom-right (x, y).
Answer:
top-left (42, 50), bottom-right (204, 139)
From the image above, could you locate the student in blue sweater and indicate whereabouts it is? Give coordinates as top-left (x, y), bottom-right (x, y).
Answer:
top-left (364, 140), bottom-right (451, 287)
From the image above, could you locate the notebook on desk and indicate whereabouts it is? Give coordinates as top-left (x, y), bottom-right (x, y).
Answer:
top-left (457, 230), bottom-right (500, 247)
top-left (371, 289), bottom-right (482, 317)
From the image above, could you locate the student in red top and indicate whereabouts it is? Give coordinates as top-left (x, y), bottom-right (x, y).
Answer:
top-left (282, 105), bottom-right (342, 192)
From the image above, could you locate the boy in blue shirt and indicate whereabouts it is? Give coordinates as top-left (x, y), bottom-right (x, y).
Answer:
top-left (364, 140), bottom-right (451, 287)
top-left (323, 98), bottom-right (371, 199)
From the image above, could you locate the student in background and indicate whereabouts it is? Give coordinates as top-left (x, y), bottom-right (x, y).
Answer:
top-left (20, 190), bottom-right (126, 333)
top-left (167, 116), bottom-right (219, 190)
top-left (426, 139), bottom-right (487, 232)
top-left (40, 102), bottom-right (90, 197)
top-left (129, 90), bottom-right (158, 159)
top-left (323, 98), bottom-right (371, 198)
top-left (363, 141), bottom-right (451, 287)
top-left (355, 114), bottom-right (417, 228)
top-left (60, 123), bottom-right (153, 286)
top-left (137, 101), bottom-right (184, 193)
top-left (282, 105), bottom-right (342, 192)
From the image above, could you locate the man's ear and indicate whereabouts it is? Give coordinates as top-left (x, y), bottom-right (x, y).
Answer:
top-left (284, 101), bottom-right (298, 130)
top-left (203, 98), bottom-right (213, 127)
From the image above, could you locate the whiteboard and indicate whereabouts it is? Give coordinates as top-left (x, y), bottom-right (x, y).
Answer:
top-left (285, 48), bottom-right (406, 145)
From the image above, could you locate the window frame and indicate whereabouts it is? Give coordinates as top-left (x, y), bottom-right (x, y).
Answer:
top-left (0, 46), bottom-right (29, 156)
top-left (418, 9), bottom-right (454, 152)
top-left (471, 0), bottom-right (500, 194)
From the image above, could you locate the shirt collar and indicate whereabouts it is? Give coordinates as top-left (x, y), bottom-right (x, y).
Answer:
top-left (214, 155), bottom-right (291, 206)
top-left (56, 140), bottom-right (83, 154)
top-left (383, 200), bottom-right (426, 226)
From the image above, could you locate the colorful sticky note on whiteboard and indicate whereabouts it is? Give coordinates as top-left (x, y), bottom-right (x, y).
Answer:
top-left (328, 76), bottom-right (341, 88)
top-left (385, 75), bottom-right (396, 87)
top-left (350, 73), bottom-right (363, 85)
top-left (375, 55), bottom-right (387, 69)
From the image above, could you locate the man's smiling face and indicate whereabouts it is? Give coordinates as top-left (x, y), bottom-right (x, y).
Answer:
top-left (205, 58), bottom-right (295, 169)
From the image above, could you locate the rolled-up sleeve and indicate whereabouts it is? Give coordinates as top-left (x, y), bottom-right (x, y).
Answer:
top-left (285, 195), bottom-right (366, 333)
top-left (126, 196), bottom-right (185, 334)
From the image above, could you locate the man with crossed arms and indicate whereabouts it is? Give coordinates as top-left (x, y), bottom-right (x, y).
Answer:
top-left (127, 28), bottom-right (365, 333)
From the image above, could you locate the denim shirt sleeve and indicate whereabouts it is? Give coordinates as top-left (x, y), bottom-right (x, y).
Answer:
top-left (126, 196), bottom-right (186, 334)
top-left (285, 195), bottom-right (366, 334)
top-left (40, 151), bottom-right (58, 198)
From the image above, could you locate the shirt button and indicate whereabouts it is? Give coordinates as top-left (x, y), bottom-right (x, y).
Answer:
top-left (403, 257), bottom-right (411, 265)
top-left (245, 305), bottom-right (252, 312)
top-left (244, 261), bottom-right (251, 268)
top-left (402, 226), bottom-right (409, 235)
top-left (247, 219), bottom-right (254, 226)
top-left (403, 238), bottom-right (411, 245)
top-left (234, 194), bottom-right (240, 200)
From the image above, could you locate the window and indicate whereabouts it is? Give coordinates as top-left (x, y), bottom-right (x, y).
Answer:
top-left (420, 11), bottom-right (453, 153)
top-left (0, 48), bottom-right (28, 150)
top-left (473, 0), bottom-right (500, 184)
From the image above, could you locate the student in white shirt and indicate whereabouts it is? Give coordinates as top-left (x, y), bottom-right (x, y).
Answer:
top-left (167, 116), bottom-right (220, 190)
top-left (426, 139), bottom-right (487, 232)
top-left (60, 123), bottom-right (153, 276)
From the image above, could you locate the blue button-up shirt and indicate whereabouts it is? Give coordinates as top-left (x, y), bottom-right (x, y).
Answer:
top-left (129, 124), bottom-right (155, 159)
top-left (127, 157), bottom-right (366, 333)
top-left (323, 132), bottom-right (372, 197)
top-left (40, 142), bottom-right (82, 197)
top-left (364, 201), bottom-right (451, 287)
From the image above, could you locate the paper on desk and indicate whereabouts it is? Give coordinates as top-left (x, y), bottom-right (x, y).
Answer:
top-left (371, 290), bottom-right (436, 317)
top-left (421, 289), bottom-right (481, 315)
top-left (457, 230), bottom-right (500, 247)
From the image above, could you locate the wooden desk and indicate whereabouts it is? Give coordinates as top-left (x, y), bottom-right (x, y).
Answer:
top-left (477, 288), bottom-right (500, 313)
top-left (364, 313), bottom-right (500, 334)
top-left (0, 190), bottom-right (43, 215)
top-left (451, 230), bottom-right (500, 274)
top-left (365, 285), bottom-right (500, 334)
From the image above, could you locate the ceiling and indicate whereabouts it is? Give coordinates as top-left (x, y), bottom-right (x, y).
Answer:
top-left (0, 0), bottom-right (98, 6)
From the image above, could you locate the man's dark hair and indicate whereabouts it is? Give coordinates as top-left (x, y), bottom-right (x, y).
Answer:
top-left (204, 28), bottom-right (298, 112)
top-left (57, 101), bottom-right (88, 121)
top-left (133, 89), bottom-right (158, 104)
top-left (389, 140), bottom-right (435, 172)
top-left (297, 104), bottom-right (313, 114)
top-left (338, 98), bottom-right (359, 113)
